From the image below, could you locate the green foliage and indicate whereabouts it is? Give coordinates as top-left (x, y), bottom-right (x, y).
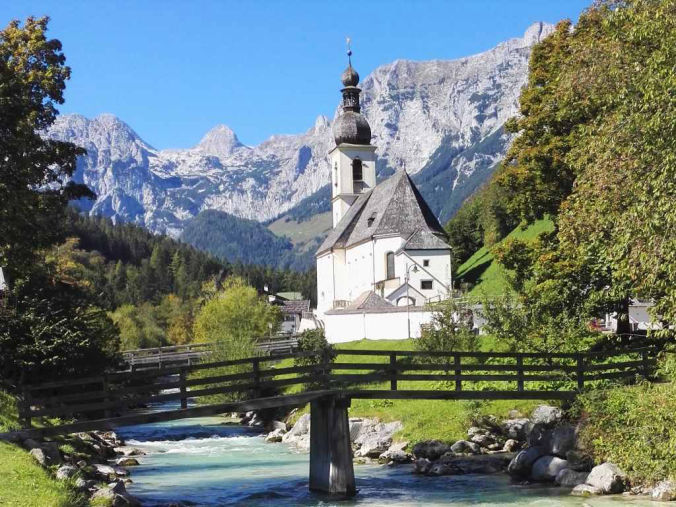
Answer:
top-left (417, 298), bottom-right (478, 355)
top-left (0, 17), bottom-right (93, 279)
top-left (576, 378), bottom-right (676, 484)
top-left (294, 329), bottom-right (335, 389)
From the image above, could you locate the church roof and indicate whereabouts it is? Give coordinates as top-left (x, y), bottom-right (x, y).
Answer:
top-left (401, 229), bottom-right (450, 251)
top-left (317, 170), bottom-right (449, 255)
top-left (344, 290), bottom-right (393, 310)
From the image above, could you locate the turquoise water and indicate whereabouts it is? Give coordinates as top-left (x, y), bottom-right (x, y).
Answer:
top-left (113, 395), bottom-right (652, 506)
top-left (116, 413), bottom-right (655, 506)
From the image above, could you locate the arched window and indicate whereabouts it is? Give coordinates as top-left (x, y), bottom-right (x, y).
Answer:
top-left (386, 251), bottom-right (395, 279)
top-left (396, 296), bottom-right (415, 307)
top-left (352, 159), bottom-right (363, 181)
top-left (333, 163), bottom-right (338, 187)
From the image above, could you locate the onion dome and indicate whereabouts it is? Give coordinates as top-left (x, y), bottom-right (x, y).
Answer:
top-left (333, 44), bottom-right (371, 146)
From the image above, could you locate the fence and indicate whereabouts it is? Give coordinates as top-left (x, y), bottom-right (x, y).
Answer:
top-left (16, 346), bottom-right (658, 431)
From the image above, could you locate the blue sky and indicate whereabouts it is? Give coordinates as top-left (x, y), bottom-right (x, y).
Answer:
top-left (6, 1), bottom-right (589, 149)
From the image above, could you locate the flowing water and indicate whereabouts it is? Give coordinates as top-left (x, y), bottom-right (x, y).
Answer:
top-left (116, 400), bottom-right (653, 506)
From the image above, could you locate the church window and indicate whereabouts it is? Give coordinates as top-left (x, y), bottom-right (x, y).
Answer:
top-left (423, 259), bottom-right (430, 267)
top-left (386, 252), bottom-right (395, 279)
top-left (421, 280), bottom-right (433, 290)
top-left (352, 159), bottom-right (363, 181)
top-left (333, 163), bottom-right (338, 187)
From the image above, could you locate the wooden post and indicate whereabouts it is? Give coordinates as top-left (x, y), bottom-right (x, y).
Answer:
top-left (103, 374), bottom-right (111, 418)
top-left (454, 354), bottom-right (462, 392)
top-left (321, 349), bottom-right (331, 390)
top-left (389, 353), bottom-right (397, 391)
top-left (309, 396), bottom-right (356, 497)
top-left (576, 354), bottom-right (585, 391)
top-left (252, 358), bottom-right (261, 398)
top-left (516, 355), bottom-right (524, 392)
top-left (179, 368), bottom-right (188, 409)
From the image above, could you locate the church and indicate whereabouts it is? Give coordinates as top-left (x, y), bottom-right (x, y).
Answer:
top-left (315, 53), bottom-right (453, 343)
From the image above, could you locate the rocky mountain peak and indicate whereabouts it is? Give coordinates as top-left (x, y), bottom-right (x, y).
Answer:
top-left (195, 124), bottom-right (245, 158)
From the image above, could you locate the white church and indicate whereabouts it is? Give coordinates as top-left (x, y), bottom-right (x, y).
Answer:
top-left (315, 54), bottom-right (453, 343)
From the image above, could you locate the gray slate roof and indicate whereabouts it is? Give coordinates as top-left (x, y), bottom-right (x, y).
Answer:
top-left (401, 229), bottom-right (450, 250)
top-left (344, 291), bottom-right (393, 310)
top-left (281, 299), bottom-right (311, 314)
top-left (317, 170), bottom-right (449, 255)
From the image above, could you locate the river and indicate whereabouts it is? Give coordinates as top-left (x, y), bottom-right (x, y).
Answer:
top-left (115, 404), bottom-right (654, 506)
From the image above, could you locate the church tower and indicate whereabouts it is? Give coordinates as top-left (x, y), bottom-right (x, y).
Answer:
top-left (329, 47), bottom-right (376, 228)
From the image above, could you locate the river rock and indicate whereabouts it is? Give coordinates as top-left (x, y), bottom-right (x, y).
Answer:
top-left (549, 424), bottom-right (576, 457)
top-left (29, 448), bottom-right (48, 466)
top-left (413, 458), bottom-right (433, 474)
top-left (531, 456), bottom-right (569, 482)
top-left (22, 438), bottom-right (41, 450)
top-left (502, 418), bottom-right (532, 441)
top-left (565, 450), bottom-right (593, 472)
top-left (354, 421), bottom-right (402, 458)
top-left (555, 469), bottom-right (588, 487)
top-left (433, 453), bottom-right (514, 475)
top-left (571, 484), bottom-right (603, 497)
top-left (265, 428), bottom-right (286, 443)
top-left (412, 440), bottom-right (452, 461)
top-left (269, 420), bottom-right (287, 432)
top-left (470, 433), bottom-right (496, 448)
top-left (531, 405), bottom-right (564, 426)
top-left (379, 448), bottom-right (412, 464)
top-left (586, 463), bottom-right (628, 494)
top-left (652, 480), bottom-right (676, 502)
top-left (507, 447), bottom-right (545, 478)
top-left (92, 463), bottom-right (117, 479)
top-left (56, 465), bottom-right (78, 480)
top-left (451, 440), bottom-right (480, 454)
top-left (114, 447), bottom-right (145, 457)
top-left (116, 457), bottom-right (140, 467)
top-left (528, 424), bottom-right (552, 449)
top-left (503, 439), bottom-right (519, 452)
top-left (281, 414), bottom-right (311, 450)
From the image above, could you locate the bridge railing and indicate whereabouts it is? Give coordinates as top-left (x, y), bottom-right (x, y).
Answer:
top-left (17, 346), bottom-right (658, 430)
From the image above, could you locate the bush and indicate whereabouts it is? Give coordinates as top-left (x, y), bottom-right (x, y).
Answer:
top-left (417, 298), bottom-right (478, 356)
top-left (575, 376), bottom-right (676, 484)
top-left (294, 329), bottom-right (335, 390)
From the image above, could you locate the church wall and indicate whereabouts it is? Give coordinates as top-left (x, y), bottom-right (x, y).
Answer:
top-left (323, 308), bottom-right (435, 343)
top-left (394, 249), bottom-right (452, 302)
top-left (316, 252), bottom-right (335, 317)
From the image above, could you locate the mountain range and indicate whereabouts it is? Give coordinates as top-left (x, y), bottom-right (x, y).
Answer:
top-left (47, 22), bottom-right (554, 269)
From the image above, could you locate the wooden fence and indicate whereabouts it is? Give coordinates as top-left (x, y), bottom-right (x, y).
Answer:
top-left (17, 346), bottom-right (657, 432)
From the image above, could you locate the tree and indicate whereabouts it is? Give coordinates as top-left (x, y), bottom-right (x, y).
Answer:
top-left (0, 17), bottom-right (93, 278)
top-left (417, 298), bottom-right (478, 356)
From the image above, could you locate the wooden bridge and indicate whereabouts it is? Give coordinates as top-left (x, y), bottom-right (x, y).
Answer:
top-left (120, 335), bottom-right (299, 371)
top-left (10, 346), bottom-right (657, 497)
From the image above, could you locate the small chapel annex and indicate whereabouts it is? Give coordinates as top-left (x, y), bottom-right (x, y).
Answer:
top-left (315, 52), bottom-right (453, 343)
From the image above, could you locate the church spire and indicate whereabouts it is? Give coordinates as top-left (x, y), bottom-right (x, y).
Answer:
top-left (333, 40), bottom-right (371, 146)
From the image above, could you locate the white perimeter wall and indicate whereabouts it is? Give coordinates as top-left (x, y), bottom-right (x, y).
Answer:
top-left (324, 309), bottom-right (434, 343)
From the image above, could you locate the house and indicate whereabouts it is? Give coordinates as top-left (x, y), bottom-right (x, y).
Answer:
top-left (267, 291), bottom-right (312, 335)
top-left (315, 53), bottom-right (452, 342)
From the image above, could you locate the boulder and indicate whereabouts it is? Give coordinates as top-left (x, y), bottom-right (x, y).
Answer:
top-left (565, 450), bottom-right (593, 472)
top-left (40, 442), bottom-right (63, 465)
top-left (470, 433), bottom-right (496, 448)
top-left (450, 440), bottom-right (480, 454)
top-left (652, 480), bottom-right (676, 502)
top-left (91, 487), bottom-right (116, 503)
top-left (527, 424), bottom-right (552, 449)
top-left (531, 456), bottom-right (569, 482)
top-left (269, 420), bottom-right (287, 432)
top-left (586, 463), bottom-right (628, 494)
top-left (284, 414), bottom-right (310, 439)
top-left (354, 435), bottom-right (392, 458)
top-left (379, 448), bottom-right (412, 464)
top-left (116, 457), bottom-right (140, 467)
top-left (114, 447), bottom-right (145, 457)
top-left (508, 409), bottom-right (524, 419)
top-left (531, 405), bottom-right (564, 426)
top-left (507, 447), bottom-right (545, 478)
top-left (55, 465), bottom-right (78, 480)
top-left (412, 440), bottom-right (452, 461)
top-left (413, 457), bottom-right (433, 474)
top-left (265, 428), bottom-right (286, 443)
top-left (92, 463), bottom-right (117, 479)
top-left (22, 438), bottom-right (41, 450)
top-left (433, 453), bottom-right (513, 475)
top-left (29, 448), bottom-right (48, 466)
top-left (571, 484), bottom-right (603, 497)
top-left (74, 477), bottom-right (89, 490)
top-left (503, 439), bottom-right (519, 452)
top-left (555, 468), bottom-right (588, 487)
top-left (549, 424), bottom-right (576, 457)
top-left (502, 418), bottom-right (532, 441)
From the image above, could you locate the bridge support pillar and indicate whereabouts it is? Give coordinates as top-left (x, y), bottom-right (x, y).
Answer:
top-left (309, 395), bottom-right (355, 498)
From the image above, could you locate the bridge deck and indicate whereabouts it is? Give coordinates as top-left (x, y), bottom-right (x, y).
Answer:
top-left (5, 346), bottom-right (657, 439)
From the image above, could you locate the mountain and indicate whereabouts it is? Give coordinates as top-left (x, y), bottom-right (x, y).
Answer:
top-left (47, 22), bottom-right (553, 258)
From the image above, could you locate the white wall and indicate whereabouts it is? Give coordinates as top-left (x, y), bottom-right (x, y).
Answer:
top-left (392, 249), bottom-right (451, 302)
top-left (323, 309), bottom-right (435, 343)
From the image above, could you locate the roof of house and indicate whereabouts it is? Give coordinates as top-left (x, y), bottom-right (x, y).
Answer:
top-left (317, 171), bottom-right (449, 255)
top-left (276, 291), bottom-right (304, 301)
top-left (401, 229), bottom-right (451, 251)
top-left (344, 290), bottom-right (393, 310)
top-left (280, 299), bottom-right (311, 314)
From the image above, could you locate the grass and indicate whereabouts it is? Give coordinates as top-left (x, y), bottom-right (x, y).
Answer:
top-left (267, 211), bottom-right (332, 252)
top-left (456, 218), bottom-right (554, 298)
top-left (0, 389), bottom-right (87, 506)
top-left (279, 339), bottom-right (550, 445)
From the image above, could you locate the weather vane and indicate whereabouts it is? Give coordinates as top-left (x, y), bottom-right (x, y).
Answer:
top-left (346, 37), bottom-right (352, 65)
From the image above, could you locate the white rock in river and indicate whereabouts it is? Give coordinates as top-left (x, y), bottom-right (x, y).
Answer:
top-left (586, 463), bottom-right (628, 494)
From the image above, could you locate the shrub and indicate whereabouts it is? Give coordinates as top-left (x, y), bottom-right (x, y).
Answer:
top-left (575, 377), bottom-right (676, 484)
top-left (293, 329), bottom-right (335, 390)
